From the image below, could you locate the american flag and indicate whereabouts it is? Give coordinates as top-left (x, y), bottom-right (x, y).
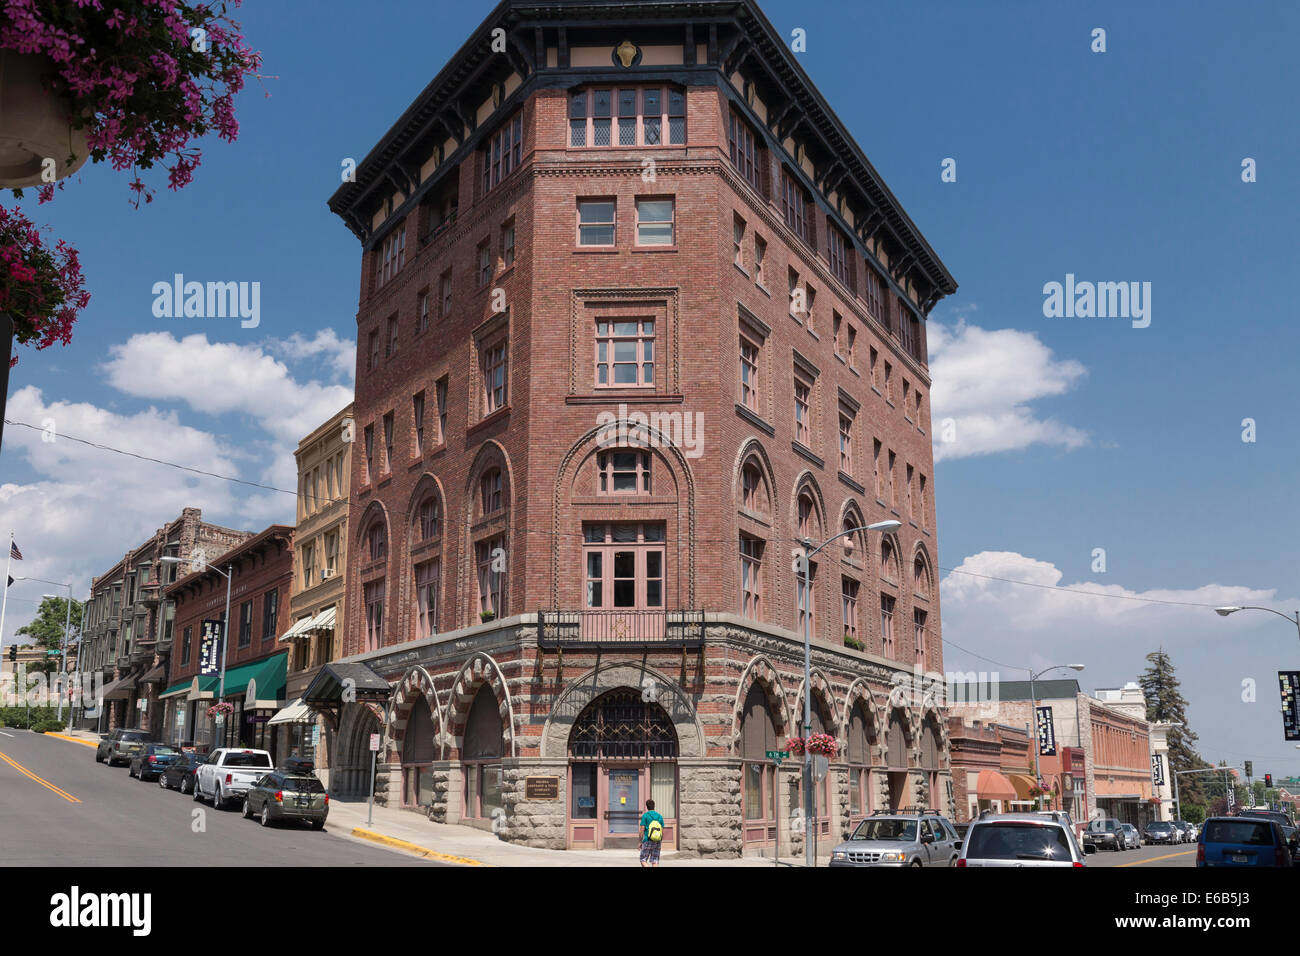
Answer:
top-left (9, 541), bottom-right (21, 560)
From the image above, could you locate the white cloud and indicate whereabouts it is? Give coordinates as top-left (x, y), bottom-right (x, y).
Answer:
top-left (101, 332), bottom-right (353, 445)
top-left (269, 328), bottom-right (356, 383)
top-left (928, 320), bottom-right (1089, 461)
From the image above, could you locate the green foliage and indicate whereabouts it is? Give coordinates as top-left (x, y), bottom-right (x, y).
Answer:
top-left (14, 595), bottom-right (83, 675)
top-left (1140, 648), bottom-right (1209, 803)
top-left (31, 718), bottom-right (66, 734)
top-left (1181, 803), bottom-right (1206, 824)
top-left (0, 705), bottom-right (59, 729)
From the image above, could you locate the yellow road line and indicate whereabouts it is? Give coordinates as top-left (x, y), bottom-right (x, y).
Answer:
top-left (1118, 849), bottom-right (1195, 867)
top-left (42, 732), bottom-right (97, 749)
top-left (0, 751), bottom-right (81, 803)
top-left (349, 827), bottom-right (487, 866)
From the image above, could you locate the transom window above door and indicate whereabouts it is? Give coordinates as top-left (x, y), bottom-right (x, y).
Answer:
top-left (595, 318), bottom-right (654, 386)
top-left (569, 87), bottom-right (686, 148)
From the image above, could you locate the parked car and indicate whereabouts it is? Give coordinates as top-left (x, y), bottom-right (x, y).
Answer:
top-left (958, 814), bottom-right (1087, 867)
top-left (1197, 815), bottom-right (1294, 868)
top-left (128, 743), bottom-right (181, 781)
top-left (1172, 821), bottom-right (1195, 844)
top-left (1084, 817), bottom-right (1124, 852)
top-left (95, 728), bottom-right (155, 767)
top-left (1118, 823), bottom-right (1141, 849)
top-left (1145, 821), bottom-right (1178, 845)
top-left (241, 771), bottom-right (329, 829)
top-left (830, 810), bottom-right (962, 867)
top-left (158, 752), bottom-right (206, 794)
top-left (193, 747), bottom-right (274, 810)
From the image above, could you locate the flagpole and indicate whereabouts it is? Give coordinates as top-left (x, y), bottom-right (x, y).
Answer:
top-left (0, 531), bottom-right (12, 660)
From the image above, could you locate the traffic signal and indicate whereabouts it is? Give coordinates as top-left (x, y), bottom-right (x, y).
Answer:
top-left (6, 645), bottom-right (14, 662)
top-left (1244, 760), bottom-right (1253, 777)
top-left (1265, 774), bottom-right (1273, 788)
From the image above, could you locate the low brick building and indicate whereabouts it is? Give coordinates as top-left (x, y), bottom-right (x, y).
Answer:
top-left (947, 718), bottom-right (1031, 822)
top-left (161, 525), bottom-right (293, 755)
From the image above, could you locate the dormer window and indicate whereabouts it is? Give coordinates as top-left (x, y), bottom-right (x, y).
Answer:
top-left (569, 87), bottom-right (686, 148)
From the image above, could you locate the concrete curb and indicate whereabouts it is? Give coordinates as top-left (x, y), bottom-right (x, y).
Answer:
top-left (348, 826), bottom-right (489, 866)
top-left (42, 732), bottom-right (97, 749)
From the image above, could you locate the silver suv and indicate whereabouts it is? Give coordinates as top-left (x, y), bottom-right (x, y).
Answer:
top-left (958, 813), bottom-right (1087, 867)
top-left (830, 809), bottom-right (961, 867)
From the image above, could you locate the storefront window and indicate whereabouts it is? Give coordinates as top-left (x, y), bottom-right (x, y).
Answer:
top-left (572, 764), bottom-right (598, 819)
top-left (462, 685), bottom-right (504, 820)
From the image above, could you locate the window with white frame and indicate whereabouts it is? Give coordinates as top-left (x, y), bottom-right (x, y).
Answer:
top-left (635, 198), bottom-right (674, 245)
top-left (596, 318), bottom-right (654, 387)
top-left (578, 199), bottom-right (616, 246)
top-left (597, 449), bottom-right (651, 495)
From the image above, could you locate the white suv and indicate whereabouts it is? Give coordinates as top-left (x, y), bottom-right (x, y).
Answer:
top-left (958, 814), bottom-right (1088, 867)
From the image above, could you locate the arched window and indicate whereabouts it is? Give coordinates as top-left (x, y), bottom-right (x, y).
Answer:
top-left (479, 468), bottom-right (503, 516)
top-left (414, 494), bottom-right (441, 542)
top-left (365, 519), bottom-right (387, 562)
top-left (402, 699), bottom-right (436, 809)
top-left (740, 460), bottom-right (769, 516)
top-left (920, 716), bottom-right (941, 771)
top-left (880, 537), bottom-right (898, 580)
top-left (739, 683), bottom-right (778, 838)
top-left (841, 516), bottom-right (864, 559)
top-left (797, 492), bottom-right (816, 539)
top-left (913, 555), bottom-right (930, 599)
top-left (846, 702), bottom-right (876, 818)
top-left (462, 686), bottom-right (504, 821)
top-left (886, 708), bottom-right (909, 771)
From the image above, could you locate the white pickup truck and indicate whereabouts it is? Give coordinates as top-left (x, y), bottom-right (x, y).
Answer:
top-left (194, 748), bottom-right (274, 810)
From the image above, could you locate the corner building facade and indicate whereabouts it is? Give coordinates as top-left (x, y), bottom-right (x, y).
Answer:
top-left (328, 0), bottom-right (957, 856)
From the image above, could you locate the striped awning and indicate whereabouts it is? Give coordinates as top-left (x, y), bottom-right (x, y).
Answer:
top-left (303, 606), bottom-right (336, 632)
top-left (278, 615), bottom-right (316, 643)
top-left (268, 698), bottom-right (316, 725)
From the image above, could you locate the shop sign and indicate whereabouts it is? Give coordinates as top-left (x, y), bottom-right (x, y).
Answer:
top-left (1035, 706), bottom-right (1057, 757)
top-left (524, 776), bottom-right (559, 800)
top-left (1280, 672), bottom-right (1300, 741)
top-left (199, 620), bottom-right (224, 675)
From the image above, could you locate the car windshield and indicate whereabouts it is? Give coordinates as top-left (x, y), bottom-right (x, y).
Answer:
top-left (150, 746), bottom-right (178, 755)
top-left (1091, 820), bottom-right (1118, 832)
top-left (280, 776), bottom-right (325, 793)
top-left (224, 752), bottom-right (273, 768)
top-left (850, 819), bottom-right (917, 842)
top-left (1203, 821), bottom-right (1273, 846)
top-left (1148, 823), bottom-right (1170, 830)
top-left (123, 732), bottom-right (148, 741)
top-left (967, 823), bottom-right (1072, 861)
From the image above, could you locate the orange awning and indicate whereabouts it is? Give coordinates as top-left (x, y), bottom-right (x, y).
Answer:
top-left (976, 769), bottom-right (1017, 801)
top-left (1007, 773), bottom-right (1037, 801)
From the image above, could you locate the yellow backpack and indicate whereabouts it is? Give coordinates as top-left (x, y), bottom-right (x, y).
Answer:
top-left (647, 818), bottom-right (663, 842)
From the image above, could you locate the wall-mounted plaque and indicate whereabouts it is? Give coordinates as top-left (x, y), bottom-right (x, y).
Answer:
top-left (525, 775), bottom-right (559, 800)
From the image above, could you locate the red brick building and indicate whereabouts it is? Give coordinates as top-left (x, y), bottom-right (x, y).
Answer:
top-left (324, 0), bottom-right (957, 856)
top-left (161, 525), bottom-right (293, 756)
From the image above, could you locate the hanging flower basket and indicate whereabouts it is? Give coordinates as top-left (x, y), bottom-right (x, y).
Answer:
top-left (806, 732), bottom-right (839, 759)
top-left (785, 736), bottom-right (805, 757)
top-left (0, 1), bottom-right (264, 202)
top-left (0, 203), bottom-right (88, 364)
top-left (206, 702), bottom-right (233, 719)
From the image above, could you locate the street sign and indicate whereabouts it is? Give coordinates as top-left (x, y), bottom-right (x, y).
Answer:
top-left (46, 650), bottom-right (60, 656)
top-left (765, 749), bottom-right (789, 764)
top-left (369, 732), bottom-right (381, 752)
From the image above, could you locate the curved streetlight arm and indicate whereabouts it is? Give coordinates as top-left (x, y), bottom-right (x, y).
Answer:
top-left (1224, 606), bottom-right (1299, 625)
top-left (800, 522), bottom-right (899, 562)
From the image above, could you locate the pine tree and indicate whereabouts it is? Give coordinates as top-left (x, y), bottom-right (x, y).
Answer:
top-left (1140, 648), bottom-right (1209, 805)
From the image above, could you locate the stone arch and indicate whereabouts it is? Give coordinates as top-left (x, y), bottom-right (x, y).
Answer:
top-left (335, 700), bottom-right (385, 797)
top-left (540, 661), bottom-right (703, 758)
top-left (445, 652), bottom-right (517, 758)
top-left (841, 678), bottom-right (886, 764)
top-left (386, 665), bottom-right (444, 759)
top-left (734, 438), bottom-right (777, 516)
top-left (550, 420), bottom-right (697, 607)
top-left (918, 703), bottom-right (949, 770)
top-left (729, 655), bottom-right (793, 754)
top-left (793, 667), bottom-right (841, 739)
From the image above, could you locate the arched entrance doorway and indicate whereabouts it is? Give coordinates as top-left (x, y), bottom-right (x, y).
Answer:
top-left (739, 682), bottom-right (780, 849)
top-left (461, 685), bottom-right (504, 824)
top-left (845, 700), bottom-right (879, 825)
top-left (567, 689), bottom-right (678, 850)
top-left (336, 704), bottom-right (381, 798)
top-left (400, 696), bottom-right (436, 811)
top-left (920, 713), bottom-right (942, 809)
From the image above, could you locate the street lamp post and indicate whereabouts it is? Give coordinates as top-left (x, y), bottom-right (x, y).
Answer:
top-left (162, 557), bottom-right (232, 747)
top-left (1027, 664), bottom-right (1085, 811)
top-left (796, 518), bottom-right (900, 867)
top-left (1214, 605), bottom-right (1300, 646)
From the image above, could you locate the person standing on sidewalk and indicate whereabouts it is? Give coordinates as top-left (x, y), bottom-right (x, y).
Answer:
top-left (639, 798), bottom-right (664, 867)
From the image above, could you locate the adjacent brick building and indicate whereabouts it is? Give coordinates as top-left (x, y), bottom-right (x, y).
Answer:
top-left (323, 0), bottom-right (957, 856)
top-left (79, 509), bottom-right (252, 733)
top-left (161, 525), bottom-right (293, 755)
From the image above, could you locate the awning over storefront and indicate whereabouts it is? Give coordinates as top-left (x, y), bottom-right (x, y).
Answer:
top-left (222, 653), bottom-right (287, 706)
top-left (101, 675), bottom-right (136, 701)
top-left (304, 606), bottom-right (336, 632)
top-left (303, 661), bottom-right (390, 706)
top-left (140, 664), bottom-right (168, 684)
top-left (278, 616), bottom-right (315, 643)
top-left (1096, 793), bottom-right (1142, 801)
top-left (1007, 773), bottom-right (1037, 802)
top-left (976, 769), bottom-right (1018, 802)
top-left (159, 679), bottom-right (191, 700)
top-left (268, 698), bottom-right (316, 725)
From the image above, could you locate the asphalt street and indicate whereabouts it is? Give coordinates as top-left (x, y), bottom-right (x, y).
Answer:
top-left (0, 728), bottom-right (442, 866)
top-left (1083, 841), bottom-right (1196, 868)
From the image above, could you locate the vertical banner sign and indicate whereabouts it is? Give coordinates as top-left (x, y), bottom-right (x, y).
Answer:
top-left (1279, 672), bottom-right (1300, 742)
top-left (1036, 706), bottom-right (1057, 756)
top-left (199, 619), bottom-right (224, 676)
top-left (1151, 753), bottom-right (1165, 787)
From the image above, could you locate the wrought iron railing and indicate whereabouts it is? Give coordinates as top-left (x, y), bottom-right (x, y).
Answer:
top-left (537, 609), bottom-right (704, 647)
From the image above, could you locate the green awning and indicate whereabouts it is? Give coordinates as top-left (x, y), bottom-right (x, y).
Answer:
top-left (221, 653), bottom-right (287, 704)
top-left (159, 674), bottom-right (219, 700)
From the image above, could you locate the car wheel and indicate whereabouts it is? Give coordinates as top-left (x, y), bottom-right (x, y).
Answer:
top-left (181, 777), bottom-right (192, 794)
top-left (158, 775), bottom-right (167, 789)
top-left (910, 859), bottom-right (922, 868)
top-left (311, 819), bottom-right (325, 831)
top-left (948, 855), bottom-right (958, 867)
top-left (242, 798), bottom-right (253, 819)
top-left (193, 779), bottom-right (204, 802)
top-left (260, 805), bottom-right (271, 828)
top-left (215, 785), bottom-right (226, 810)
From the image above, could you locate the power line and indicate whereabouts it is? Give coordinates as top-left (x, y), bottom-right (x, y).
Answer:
top-left (936, 565), bottom-right (1227, 609)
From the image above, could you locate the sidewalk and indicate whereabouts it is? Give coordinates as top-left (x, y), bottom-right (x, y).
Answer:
top-left (327, 798), bottom-right (808, 867)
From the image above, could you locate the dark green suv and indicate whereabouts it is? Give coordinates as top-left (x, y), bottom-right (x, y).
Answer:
top-left (95, 728), bottom-right (155, 767)
top-left (241, 771), bottom-right (329, 829)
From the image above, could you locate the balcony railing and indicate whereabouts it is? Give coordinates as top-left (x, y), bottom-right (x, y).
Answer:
top-left (537, 609), bottom-right (704, 648)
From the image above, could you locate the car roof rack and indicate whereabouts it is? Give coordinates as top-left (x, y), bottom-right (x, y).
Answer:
top-left (871, 807), bottom-right (940, 816)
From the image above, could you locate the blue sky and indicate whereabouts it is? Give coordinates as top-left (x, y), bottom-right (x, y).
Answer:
top-left (3, 1), bottom-right (1298, 777)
